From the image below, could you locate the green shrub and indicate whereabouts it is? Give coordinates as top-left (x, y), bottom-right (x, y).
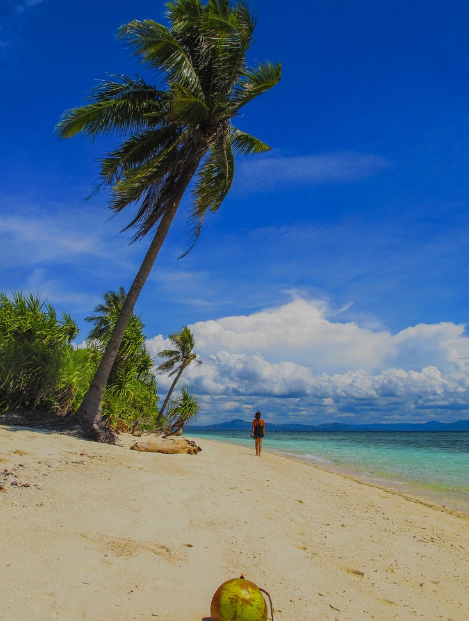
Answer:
top-left (0, 292), bottom-right (78, 412)
top-left (56, 345), bottom-right (101, 415)
top-left (162, 387), bottom-right (201, 435)
top-left (85, 288), bottom-right (160, 432)
top-left (102, 370), bottom-right (159, 433)
top-left (0, 289), bottom-right (160, 432)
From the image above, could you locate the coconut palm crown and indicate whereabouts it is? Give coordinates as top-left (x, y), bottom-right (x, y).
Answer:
top-left (55, 0), bottom-right (281, 437)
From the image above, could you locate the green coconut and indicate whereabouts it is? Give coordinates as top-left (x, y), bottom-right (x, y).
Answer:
top-left (211, 578), bottom-right (268, 621)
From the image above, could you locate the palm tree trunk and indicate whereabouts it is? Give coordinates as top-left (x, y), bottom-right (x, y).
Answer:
top-left (158, 363), bottom-right (186, 421)
top-left (76, 152), bottom-right (205, 437)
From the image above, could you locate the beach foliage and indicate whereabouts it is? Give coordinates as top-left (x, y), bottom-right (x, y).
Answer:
top-left (161, 386), bottom-right (202, 436)
top-left (156, 325), bottom-right (201, 421)
top-left (0, 290), bottom-right (159, 433)
top-left (55, 0), bottom-right (280, 438)
top-left (85, 288), bottom-right (159, 433)
top-left (0, 291), bottom-right (78, 412)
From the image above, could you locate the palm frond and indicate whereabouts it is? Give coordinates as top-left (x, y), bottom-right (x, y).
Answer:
top-left (201, 1), bottom-right (256, 106)
top-left (169, 82), bottom-right (209, 125)
top-left (157, 348), bottom-right (181, 359)
top-left (99, 124), bottom-right (181, 186)
top-left (168, 326), bottom-right (196, 353)
top-left (109, 128), bottom-right (203, 241)
top-left (233, 0), bottom-right (258, 43)
top-left (117, 20), bottom-right (204, 99)
top-left (156, 358), bottom-right (180, 375)
top-left (181, 135), bottom-right (234, 257)
top-left (230, 61), bottom-right (281, 111)
top-left (55, 76), bottom-right (167, 139)
top-left (231, 127), bottom-right (270, 154)
top-left (166, 0), bottom-right (204, 42)
top-left (206, 0), bottom-right (256, 46)
top-left (109, 131), bottom-right (186, 212)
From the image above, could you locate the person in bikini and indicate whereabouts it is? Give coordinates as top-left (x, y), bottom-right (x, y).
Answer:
top-left (251, 411), bottom-right (266, 456)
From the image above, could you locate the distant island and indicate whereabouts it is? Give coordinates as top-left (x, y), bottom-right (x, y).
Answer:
top-left (189, 418), bottom-right (469, 432)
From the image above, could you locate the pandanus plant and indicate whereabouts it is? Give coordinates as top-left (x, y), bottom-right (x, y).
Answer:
top-left (56, 0), bottom-right (281, 438)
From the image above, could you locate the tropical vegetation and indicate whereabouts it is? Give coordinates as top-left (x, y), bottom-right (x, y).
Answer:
top-left (85, 288), bottom-right (160, 433)
top-left (0, 291), bottom-right (79, 414)
top-left (156, 325), bottom-right (201, 420)
top-left (162, 386), bottom-right (202, 436)
top-left (0, 290), bottom-right (161, 435)
top-left (55, 0), bottom-right (281, 438)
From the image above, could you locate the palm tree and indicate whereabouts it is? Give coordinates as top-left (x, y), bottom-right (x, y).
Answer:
top-left (55, 0), bottom-right (281, 437)
top-left (163, 386), bottom-right (202, 436)
top-left (156, 326), bottom-right (201, 420)
top-left (85, 287), bottom-right (150, 378)
top-left (85, 288), bottom-right (129, 343)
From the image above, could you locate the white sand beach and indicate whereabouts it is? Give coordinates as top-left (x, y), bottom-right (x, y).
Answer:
top-left (1, 425), bottom-right (468, 621)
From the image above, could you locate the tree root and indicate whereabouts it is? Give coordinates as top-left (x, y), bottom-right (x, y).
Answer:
top-left (80, 422), bottom-right (118, 444)
top-left (0, 410), bottom-right (118, 445)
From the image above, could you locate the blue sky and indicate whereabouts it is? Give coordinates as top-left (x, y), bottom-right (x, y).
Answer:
top-left (1, 0), bottom-right (469, 424)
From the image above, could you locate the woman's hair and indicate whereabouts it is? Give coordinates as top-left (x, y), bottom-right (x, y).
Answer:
top-left (255, 411), bottom-right (261, 420)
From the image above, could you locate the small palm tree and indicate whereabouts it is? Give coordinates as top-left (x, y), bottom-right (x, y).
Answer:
top-left (85, 288), bottom-right (128, 343)
top-left (156, 326), bottom-right (201, 420)
top-left (163, 386), bottom-right (202, 436)
top-left (85, 287), bottom-right (149, 377)
top-left (85, 288), bottom-right (159, 432)
top-left (56, 0), bottom-right (281, 437)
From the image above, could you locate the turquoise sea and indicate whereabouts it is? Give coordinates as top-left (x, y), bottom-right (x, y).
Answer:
top-left (186, 430), bottom-right (469, 513)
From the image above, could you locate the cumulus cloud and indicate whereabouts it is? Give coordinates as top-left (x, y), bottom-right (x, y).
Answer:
top-left (180, 354), bottom-right (469, 423)
top-left (187, 298), bottom-right (469, 374)
top-left (176, 352), bottom-right (466, 401)
top-left (235, 151), bottom-right (391, 192)
top-left (146, 297), bottom-right (469, 424)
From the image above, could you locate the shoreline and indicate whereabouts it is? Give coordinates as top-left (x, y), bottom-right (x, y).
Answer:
top-left (2, 425), bottom-right (469, 621)
top-left (188, 432), bottom-right (469, 517)
top-left (270, 449), bottom-right (469, 520)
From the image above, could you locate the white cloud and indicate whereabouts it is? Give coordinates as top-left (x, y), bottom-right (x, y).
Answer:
top-left (235, 151), bottom-right (391, 192)
top-left (387, 322), bottom-right (469, 372)
top-left (178, 354), bottom-right (469, 423)
top-left (187, 298), bottom-right (469, 374)
top-left (180, 353), bottom-right (466, 401)
top-left (146, 335), bottom-right (169, 361)
top-left (147, 297), bottom-right (469, 424)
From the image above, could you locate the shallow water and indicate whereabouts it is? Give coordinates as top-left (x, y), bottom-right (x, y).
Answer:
top-left (186, 430), bottom-right (469, 513)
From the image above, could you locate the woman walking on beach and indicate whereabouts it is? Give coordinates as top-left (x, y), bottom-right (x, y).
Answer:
top-left (252, 411), bottom-right (266, 456)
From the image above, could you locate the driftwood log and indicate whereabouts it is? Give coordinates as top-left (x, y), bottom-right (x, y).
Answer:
top-left (130, 438), bottom-right (202, 455)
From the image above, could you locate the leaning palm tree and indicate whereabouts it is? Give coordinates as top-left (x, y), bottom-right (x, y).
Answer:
top-left (156, 326), bottom-right (201, 420)
top-left (56, 0), bottom-right (281, 438)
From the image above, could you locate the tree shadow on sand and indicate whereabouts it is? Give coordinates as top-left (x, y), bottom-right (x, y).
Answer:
top-left (0, 410), bottom-right (117, 443)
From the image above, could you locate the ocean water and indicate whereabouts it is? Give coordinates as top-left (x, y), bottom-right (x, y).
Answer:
top-left (186, 430), bottom-right (469, 513)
